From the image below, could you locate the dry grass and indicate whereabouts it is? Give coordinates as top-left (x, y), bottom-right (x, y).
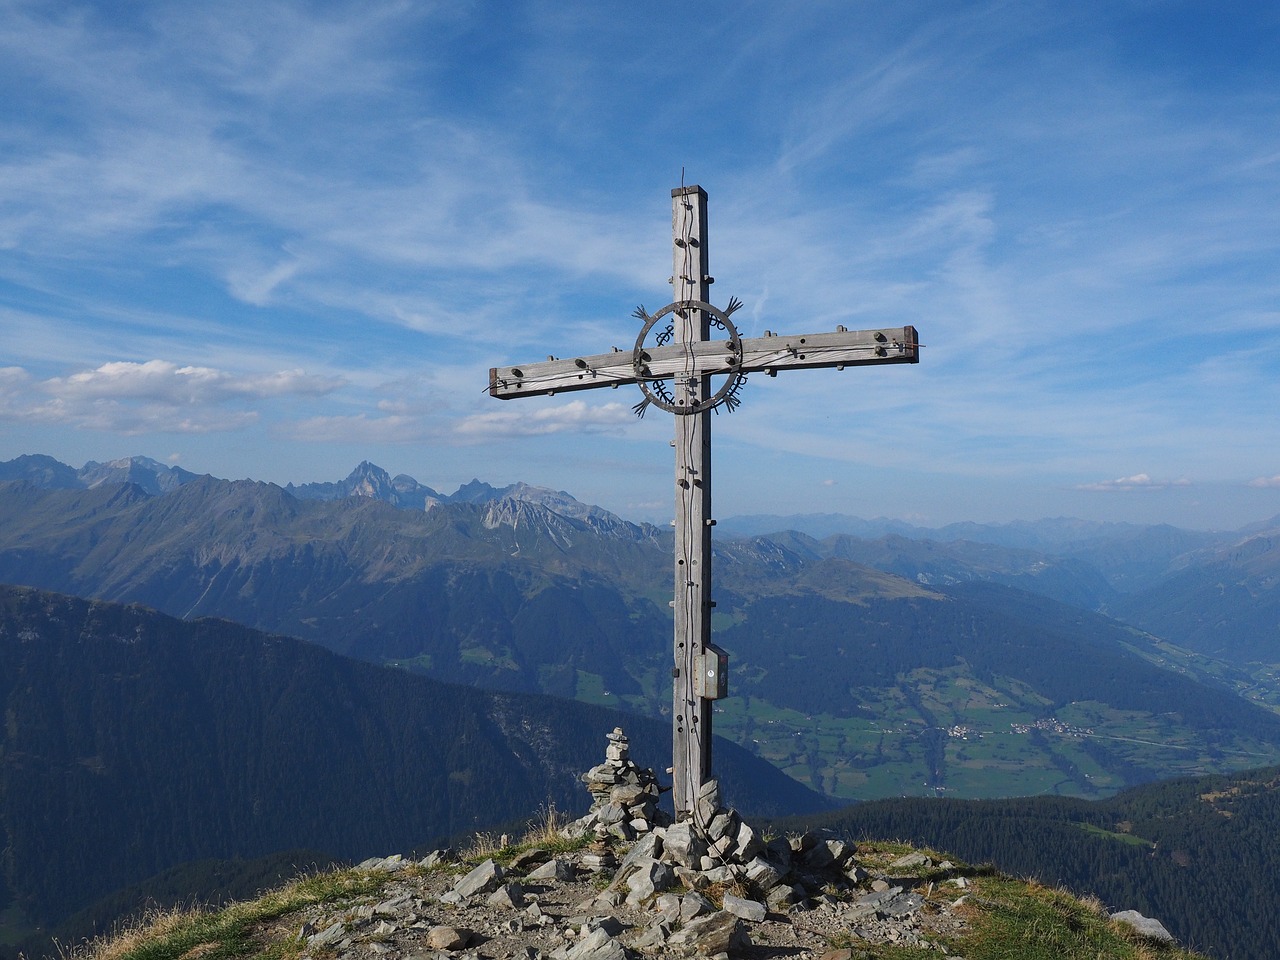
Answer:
top-left (457, 801), bottom-right (584, 866)
top-left (77, 906), bottom-right (207, 960)
top-left (521, 802), bottom-right (567, 846)
top-left (459, 831), bottom-right (510, 861)
top-left (71, 868), bottom-right (390, 960)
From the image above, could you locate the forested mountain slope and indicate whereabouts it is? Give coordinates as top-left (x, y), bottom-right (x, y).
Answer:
top-left (783, 765), bottom-right (1280, 960)
top-left (0, 585), bottom-right (825, 939)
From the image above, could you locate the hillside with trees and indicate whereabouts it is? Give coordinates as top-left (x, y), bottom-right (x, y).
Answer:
top-left (782, 765), bottom-right (1280, 959)
top-left (0, 585), bottom-right (824, 957)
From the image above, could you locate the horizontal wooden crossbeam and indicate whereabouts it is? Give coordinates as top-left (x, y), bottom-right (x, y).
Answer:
top-left (489, 325), bottom-right (919, 399)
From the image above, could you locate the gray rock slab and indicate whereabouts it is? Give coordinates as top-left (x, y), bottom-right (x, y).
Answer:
top-left (766, 883), bottom-right (803, 910)
top-left (625, 859), bottom-right (677, 904)
top-left (680, 891), bottom-right (714, 922)
top-left (733, 821), bottom-right (765, 861)
top-left (706, 811), bottom-right (736, 841)
top-left (744, 855), bottom-right (782, 891)
top-left (879, 891), bottom-right (925, 918)
top-left (660, 821), bottom-right (703, 869)
top-left (357, 855), bottom-right (404, 872)
top-left (612, 831), bottom-right (660, 886)
top-left (802, 841), bottom-right (836, 871)
top-left (667, 910), bottom-right (749, 957)
top-left (654, 892), bottom-right (682, 924)
top-left (372, 894), bottom-right (412, 915)
top-left (563, 927), bottom-right (627, 960)
top-left (597, 802), bottom-right (626, 825)
top-left (722, 893), bottom-right (767, 922)
top-left (1111, 910), bottom-right (1175, 943)
top-left (854, 887), bottom-right (903, 910)
top-left (582, 915), bottom-right (624, 936)
top-left (306, 921), bottom-right (346, 946)
top-left (610, 783), bottom-right (645, 806)
top-left (486, 880), bottom-right (526, 909)
top-left (417, 849), bottom-right (453, 870)
top-left (889, 851), bottom-right (931, 871)
top-left (633, 920), bottom-right (670, 950)
top-left (700, 864), bottom-right (736, 884)
top-left (528, 857), bottom-right (576, 882)
top-left (454, 858), bottom-right (504, 899)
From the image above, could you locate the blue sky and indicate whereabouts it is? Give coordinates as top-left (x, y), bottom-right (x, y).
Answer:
top-left (2, 1), bottom-right (1279, 529)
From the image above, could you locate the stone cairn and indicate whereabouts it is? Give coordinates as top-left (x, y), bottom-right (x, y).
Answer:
top-left (568, 727), bottom-right (671, 846)
top-left (566, 729), bottom-right (866, 913)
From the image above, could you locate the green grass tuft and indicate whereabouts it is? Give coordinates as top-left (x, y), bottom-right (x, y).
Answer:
top-left (955, 877), bottom-right (1201, 960)
top-left (82, 869), bottom-right (391, 960)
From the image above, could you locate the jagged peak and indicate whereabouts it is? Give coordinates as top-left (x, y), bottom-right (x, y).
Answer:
top-left (77, 456), bottom-right (199, 495)
top-left (452, 478), bottom-right (501, 503)
top-left (345, 460), bottom-right (391, 482)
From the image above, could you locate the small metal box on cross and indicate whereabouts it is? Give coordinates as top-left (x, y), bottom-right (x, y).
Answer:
top-left (489, 186), bottom-right (919, 818)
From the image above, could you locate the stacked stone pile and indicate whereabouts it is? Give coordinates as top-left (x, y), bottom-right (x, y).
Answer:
top-left (567, 728), bottom-right (670, 842)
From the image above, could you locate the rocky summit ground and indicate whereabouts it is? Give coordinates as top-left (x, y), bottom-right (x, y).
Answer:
top-left (289, 840), bottom-right (972, 960)
top-left (83, 728), bottom-right (1196, 960)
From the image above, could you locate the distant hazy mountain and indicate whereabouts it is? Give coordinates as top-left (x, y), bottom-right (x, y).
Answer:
top-left (0, 584), bottom-right (827, 938)
top-left (717, 512), bottom-right (1155, 550)
top-left (5, 459), bottom-right (1280, 803)
top-left (0, 455), bottom-right (655, 542)
top-left (1111, 530), bottom-right (1280, 664)
top-left (719, 512), bottom-right (1232, 591)
top-left (286, 459), bottom-right (444, 510)
top-left (0, 453), bottom-right (202, 495)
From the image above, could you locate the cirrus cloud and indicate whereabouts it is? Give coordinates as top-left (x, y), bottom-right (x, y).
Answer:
top-left (1075, 473), bottom-right (1192, 493)
top-left (454, 400), bottom-right (633, 441)
top-left (47, 360), bottom-right (344, 402)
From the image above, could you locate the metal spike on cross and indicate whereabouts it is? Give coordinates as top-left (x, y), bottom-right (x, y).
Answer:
top-left (489, 186), bottom-right (920, 819)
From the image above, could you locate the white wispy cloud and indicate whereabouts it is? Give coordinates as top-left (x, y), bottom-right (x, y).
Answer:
top-left (3, 2), bottom-right (1280, 525)
top-left (454, 400), bottom-right (634, 441)
top-left (288, 397), bottom-right (636, 446)
top-left (1076, 474), bottom-right (1193, 493)
top-left (46, 361), bottom-right (343, 402)
top-left (0, 360), bottom-right (344, 435)
top-left (287, 412), bottom-right (433, 444)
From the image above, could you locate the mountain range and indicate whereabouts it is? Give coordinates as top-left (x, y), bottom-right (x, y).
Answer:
top-left (5, 455), bottom-right (1280, 805)
top-left (9, 454), bottom-right (1280, 957)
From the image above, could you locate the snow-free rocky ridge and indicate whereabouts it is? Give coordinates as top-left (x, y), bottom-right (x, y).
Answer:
top-left (272, 729), bottom-right (1181, 960)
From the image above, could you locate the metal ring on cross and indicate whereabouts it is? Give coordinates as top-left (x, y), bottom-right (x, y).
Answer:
top-left (632, 300), bottom-right (745, 415)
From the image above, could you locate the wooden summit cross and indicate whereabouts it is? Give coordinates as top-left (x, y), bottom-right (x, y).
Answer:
top-left (489, 186), bottom-right (919, 819)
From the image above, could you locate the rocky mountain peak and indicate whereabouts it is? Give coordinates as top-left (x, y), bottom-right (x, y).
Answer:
top-left (78, 456), bottom-right (199, 495)
top-left (344, 461), bottom-right (396, 500)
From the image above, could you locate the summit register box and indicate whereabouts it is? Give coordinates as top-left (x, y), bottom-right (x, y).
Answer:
top-left (695, 644), bottom-right (729, 700)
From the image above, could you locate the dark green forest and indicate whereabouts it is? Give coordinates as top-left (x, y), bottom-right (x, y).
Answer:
top-left (780, 766), bottom-right (1280, 960)
top-left (0, 585), bottom-right (827, 959)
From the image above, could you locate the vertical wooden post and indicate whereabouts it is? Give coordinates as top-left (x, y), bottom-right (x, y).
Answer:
top-left (488, 184), bottom-right (919, 820)
top-left (671, 185), bottom-right (712, 820)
